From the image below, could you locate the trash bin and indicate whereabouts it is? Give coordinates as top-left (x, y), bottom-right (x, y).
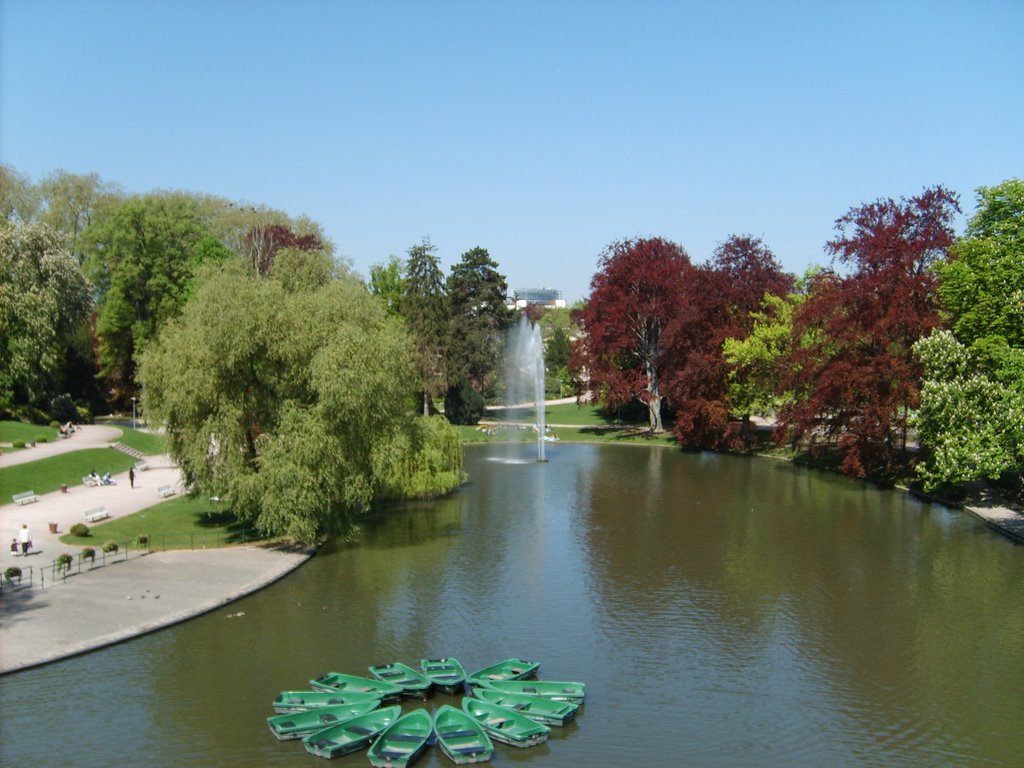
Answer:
top-left (60, 484), bottom-right (68, 493)
top-left (48, 523), bottom-right (58, 534)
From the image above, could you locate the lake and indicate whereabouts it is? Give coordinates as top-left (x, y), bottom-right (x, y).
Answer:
top-left (1, 443), bottom-right (1022, 767)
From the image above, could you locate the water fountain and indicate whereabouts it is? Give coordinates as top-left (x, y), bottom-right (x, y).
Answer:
top-left (505, 315), bottom-right (547, 462)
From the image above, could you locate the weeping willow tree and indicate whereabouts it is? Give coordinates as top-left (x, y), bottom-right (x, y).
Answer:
top-left (139, 251), bottom-right (464, 544)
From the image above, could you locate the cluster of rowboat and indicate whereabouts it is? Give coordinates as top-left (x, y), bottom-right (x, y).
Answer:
top-left (267, 657), bottom-right (586, 764)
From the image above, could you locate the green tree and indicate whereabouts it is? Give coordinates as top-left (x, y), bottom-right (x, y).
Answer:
top-left (82, 192), bottom-right (223, 392)
top-left (0, 164), bottom-right (40, 223)
top-left (36, 169), bottom-right (123, 262)
top-left (446, 246), bottom-right (512, 396)
top-left (401, 239), bottom-right (449, 415)
top-left (722, 292), bottom-right (803, 418)
top-left (937, 179), bottom-right (1024, 350)
top-left (368, 255), bottom-right (406, 315)
top-left (0, 222), bottom-right (93, 406)
top-left (139, 258), bottom-right (462, 544)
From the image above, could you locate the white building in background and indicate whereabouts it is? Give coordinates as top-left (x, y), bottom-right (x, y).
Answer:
top-left (511, 287), bottom-right (566, 309)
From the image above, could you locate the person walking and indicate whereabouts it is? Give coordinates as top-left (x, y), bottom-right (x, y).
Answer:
top-left (129, 466), bottom-right (136, 489)
top-left (18, 523), bottom-right (31, 556)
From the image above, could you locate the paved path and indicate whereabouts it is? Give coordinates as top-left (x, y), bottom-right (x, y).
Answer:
top-left (0, 424), bottom-right (311, 674)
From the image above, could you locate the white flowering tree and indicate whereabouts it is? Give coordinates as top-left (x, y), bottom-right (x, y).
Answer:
top-left (912, 330), bottom-right (1024, 490)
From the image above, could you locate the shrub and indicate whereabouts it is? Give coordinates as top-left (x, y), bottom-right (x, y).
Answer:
top-left (69, 523), bottom-right (90, 538)
top-left (49, 393), bottom-right (77, 424)
top-left (136, 534), bottom-right (150, 550)
top-left (80, 547), bottom-right (95, 561)
top-left (4, 566), bottom-right (21, 581)
top-left (12, 440), bottom-right (25, 449)
top-left (36, 435), bottom-right (48, 443)
top-left (444, 377), bottom-right (485, 425)
top-left (102, 541), bottom-right (119, 554)
top-left (55, 553), bottom-right (73, 571)
top-left (75, 404), bottom-right (93, 424)
top-left (49, 420), bottom-right (60, 428)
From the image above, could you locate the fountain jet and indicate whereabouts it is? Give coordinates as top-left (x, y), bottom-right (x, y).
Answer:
top-left (505, 315), bottom-right (547, 462)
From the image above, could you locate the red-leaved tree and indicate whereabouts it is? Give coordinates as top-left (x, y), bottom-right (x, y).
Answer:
top-left (246, 224), bottom-right (324, 277)
top-left (664, 235), bottom-right (793, 448)
top-left (776, 186), bottom-right (960, 477)
top-left (573, 237), bottom-right (692, 433)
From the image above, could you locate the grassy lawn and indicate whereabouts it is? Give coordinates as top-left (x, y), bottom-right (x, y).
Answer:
top-left (485, 402), bottom-right (630, 427)
top-left (0, 449), bottom-right (138, 498)
top-left (0, 420), bottom-right (59, 447)
top-left (58, 494), bottom-right (262, 551)
top-left (457, 422), bottom-right (677, 448)
top-left (115, 427), bottom-right (166, 455)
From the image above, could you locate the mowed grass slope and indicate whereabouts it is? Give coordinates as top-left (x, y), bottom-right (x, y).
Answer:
top-left (59, 495), bottom-right (260, 550)
top-left (0, 449), bottom-right (138, 498)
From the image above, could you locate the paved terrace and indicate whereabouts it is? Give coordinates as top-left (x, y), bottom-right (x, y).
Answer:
top-left (0, 426), bottom-right (310, 674)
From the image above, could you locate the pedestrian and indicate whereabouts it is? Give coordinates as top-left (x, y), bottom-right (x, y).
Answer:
top-left (18, 523), bottom-right (31, 556)
top-left (129, 466), bottom-right (135, 489)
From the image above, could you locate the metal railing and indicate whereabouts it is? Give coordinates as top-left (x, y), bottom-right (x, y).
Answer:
top-left (1, 529), bottom-right (259, 594)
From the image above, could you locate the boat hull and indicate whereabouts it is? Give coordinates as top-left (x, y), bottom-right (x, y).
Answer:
top-left (461, 698), bottom-right (549, 748)
top-left (477, 679), bottom-right (585, 704)
top-left (367, 708), bottom-right (434, 767)
top-left (466, 658), bottom-right (540, 686)
top-left (267, 700), bottom-right (381, 739)
top-left (472, 688), bottom-right (577, 726)
top-left (272, 689), bottom-right (382, 714)
top-left (302, 704), bottom-right (402, 759)
top-left (368, 662), bottom-right (433, 699)
top-left (420, 657), bottom-right (467, 695)
top-left (309, 672), bottom-right (404, 703)
top-left (434, 704), bottom-right (494, 764)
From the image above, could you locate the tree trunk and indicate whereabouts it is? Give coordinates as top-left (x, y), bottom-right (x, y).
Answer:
top-left (648, 395), bottom-right (663, 433)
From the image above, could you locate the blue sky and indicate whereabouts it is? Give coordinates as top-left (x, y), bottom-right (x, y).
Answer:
top-left (2, 1), bottom-right (1021, 302)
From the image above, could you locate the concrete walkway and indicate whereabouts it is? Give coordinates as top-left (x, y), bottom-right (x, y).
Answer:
top-left (0, 425), bottom-right (311, 674)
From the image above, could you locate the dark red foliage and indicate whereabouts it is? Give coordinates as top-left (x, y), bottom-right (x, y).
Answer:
top-left (775, 186), bottom-right (960, 477)
top-left (245, 224), bottom-right (324, 277)
top-left (665, 236), bottom-right (793, 449)
top-left (573, 237), bottom-right (692, 432)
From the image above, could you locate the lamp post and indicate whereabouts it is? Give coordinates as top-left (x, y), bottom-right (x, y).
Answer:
top-left (131, 397), bottom-right (136, 430)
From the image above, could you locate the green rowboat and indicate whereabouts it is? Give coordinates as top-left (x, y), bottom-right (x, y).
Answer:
top-left (471, 688), bottom-right (578, 726)
top-left (302, 704), bottom-right (402, 759)
top-left (477, 678), bottom-right (585, 703)
top-left (466, 658), bottom-right (539, 685)
top-left (368, 662), bottom-right (432, 699)
top-left (367, 708), bottom-right (433, 767)
top-left (433, 704), bottom-right (494, 764)
top-left (420, 657), bottom-right (467, 694)
top-left (266, 699), bottom-right (381, 739)
top-left (461, 697), bottom-right (550, 748)
top-left (309, 672), bottom-right (404, 702)
top-left (272, 689), bottom-right (382, 714)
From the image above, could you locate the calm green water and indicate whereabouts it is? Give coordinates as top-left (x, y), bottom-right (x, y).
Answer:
top-left (2, 444), bottom-right (1023, 767)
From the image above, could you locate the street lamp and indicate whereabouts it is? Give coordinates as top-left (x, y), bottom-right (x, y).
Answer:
top-left (131, 397), bottom-right (137, 430)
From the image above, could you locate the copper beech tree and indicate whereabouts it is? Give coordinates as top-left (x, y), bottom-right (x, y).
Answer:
top-left (574, 237), bottom-right (692, 433)
top-left (664, 235), bottom-right (793, 448)
top-left (776, 186), bottom-right (960, 478)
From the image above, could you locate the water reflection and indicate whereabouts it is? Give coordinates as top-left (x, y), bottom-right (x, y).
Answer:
top-left (1, 445), bottom-right (1022, 767)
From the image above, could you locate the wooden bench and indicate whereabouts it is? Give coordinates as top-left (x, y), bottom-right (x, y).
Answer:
top-left (12, 491), bottom-right (38, 505)
top-left (82, 475), bottom-right (99, 487)
top-left (133, 459), bottom-right (149, 472)
top-left (157, 485), bottom-right (176, 498)
top-left (84, 507), bottom-right (110, 523)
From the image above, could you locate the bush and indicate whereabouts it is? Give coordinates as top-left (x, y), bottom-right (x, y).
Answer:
top-left (12, 440), bottom-right (25, 449)
top-left (70, 523), bottom-right (90, 538)
top-left (4, 566), bottom-right (21, 581)
top-left (80, 547), bottom-right (95, 561)
top-left (49, 393), bottom-right (77, 424)
top-left (55, 553), bottom-right (73, 571)
top-left (102, 541), bottom-right (119, 553)
top-left (36, 435), bottom-right (48, 443)
top-left (444, 377), bottom-right (485, 425)
top-left (75, 404), bottom-right (93, 425)
top-left (136, 534), bottom-right (150, 549)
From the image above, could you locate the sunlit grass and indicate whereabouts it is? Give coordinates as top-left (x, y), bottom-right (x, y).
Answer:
top-left (0, 449), bottom-right (138, 498)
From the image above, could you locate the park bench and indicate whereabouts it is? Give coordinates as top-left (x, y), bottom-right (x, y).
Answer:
top-left (84, 507), bottom-right (110, 523)
top-left (157, 485), bottom-right (176, 498)
top-left (133, 459), bottom-right (149, 472)
top-left (82, 475), bottom-right (99, 487)
top-left (12, 491), bottom-right (38, 505)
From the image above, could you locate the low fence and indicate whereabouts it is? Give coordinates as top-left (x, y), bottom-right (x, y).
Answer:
top-left (1, 530), bottom-right (259, 594)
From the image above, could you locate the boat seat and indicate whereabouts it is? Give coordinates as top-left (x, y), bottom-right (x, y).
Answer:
top-left (391, 734), bottom-right (425, 742)
top-left (377, 749), bottom-right (412, 758)
top-left (511, 703), bottom-right (529, 710)
top-left (454, 746), bottom-right (486, 755)
top-left (309, 739), bottom-right (333, 748)
top-left (346, 725), bottom-right (374, 735)
top-left (319, 714), bottom-right (338, 723)
top-left (440, 729), bottom-right (476, 739)
top-left (277, 720), bottom-right (295, 728)
top-left (521, 687), bottom-right (537, 693)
